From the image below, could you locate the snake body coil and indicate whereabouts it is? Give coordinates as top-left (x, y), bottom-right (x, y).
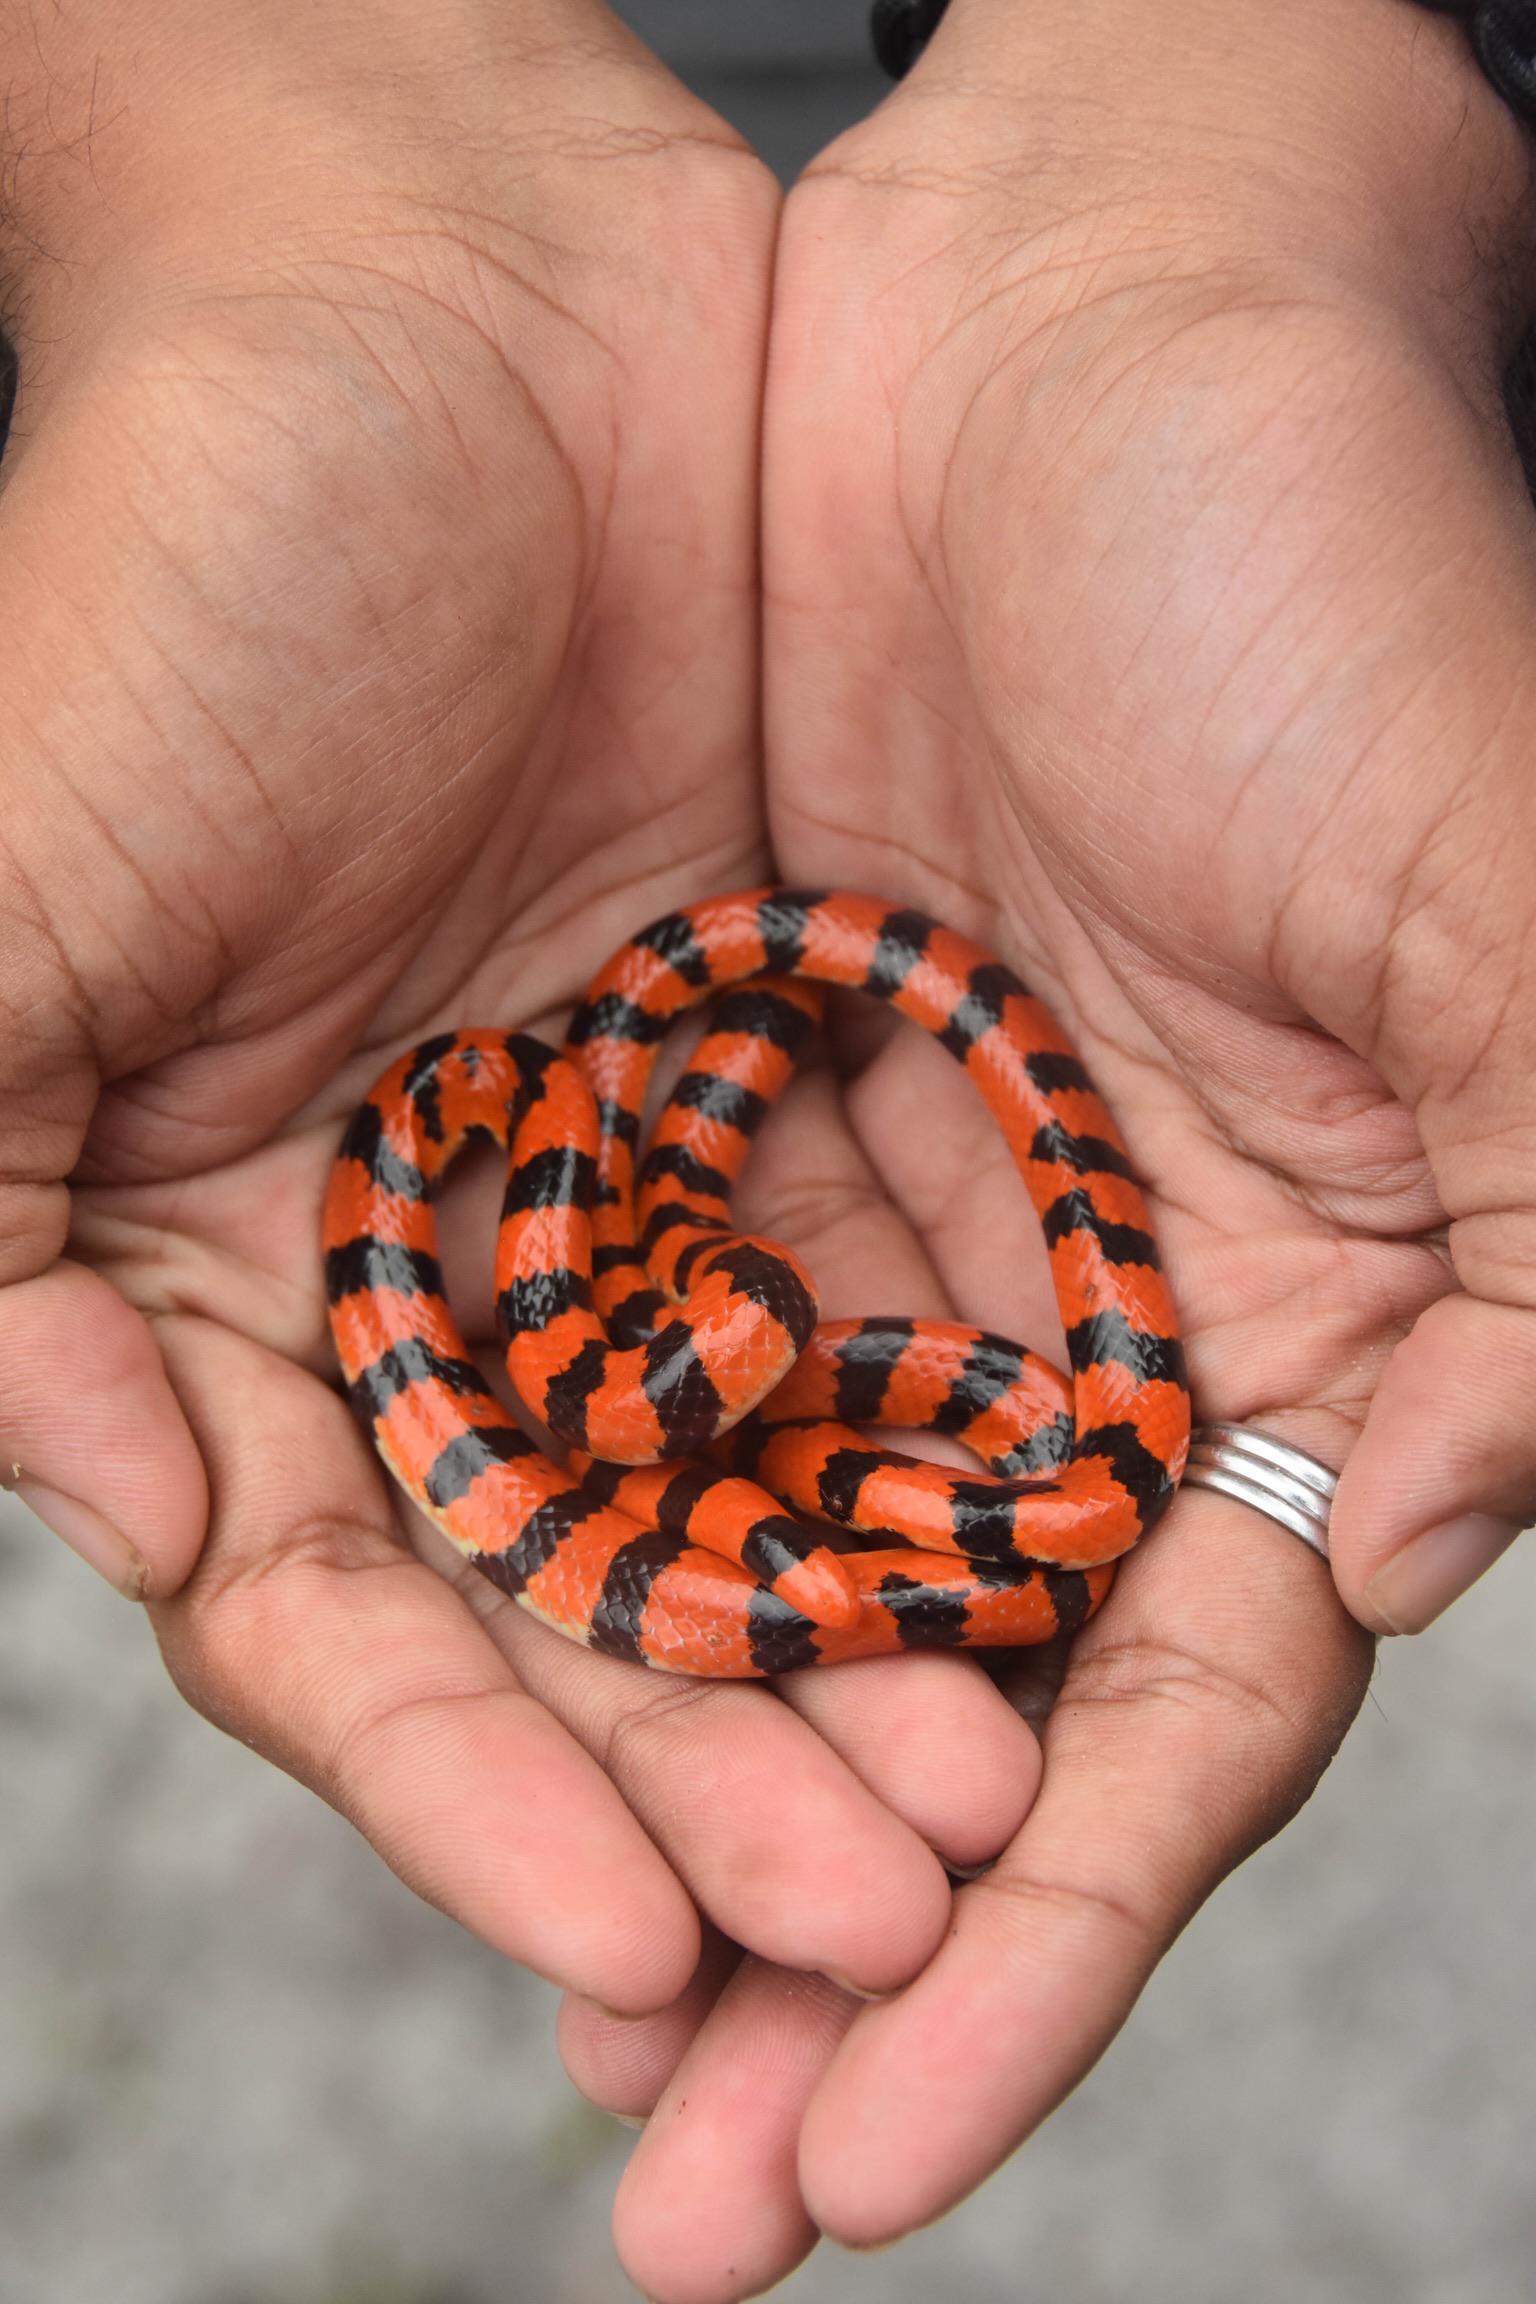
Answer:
top-left (323, 889), bottom-right (1190, 1675)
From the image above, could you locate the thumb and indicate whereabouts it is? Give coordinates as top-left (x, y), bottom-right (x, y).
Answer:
top-left (1325, 653), bottom-right (1536, 1635)
top-left (0, 441), bottom-right (214, 1601)
top-left (0, 928), bottom-right (209, 1598)
top-left (1331, 1291), bottom-right (1526, 1638)
top-left (2, 1270), bottom-right (208, 1602)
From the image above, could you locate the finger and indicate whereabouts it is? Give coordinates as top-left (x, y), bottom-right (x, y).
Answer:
top-left (151, 1315), bottom-right (699, 2011)
top-left (792, 1491), bottom-right (1372, 2245)
top-left (778, 1652), bottom-right (1041, 1872)
top-left (0, 844), bottom-right (207, 1598)
top-left (0, 1262), bottom-right (208, 1597)
top-left (613, 1960), bottom-right (858, 2304)
top-left (478, 1596), bottom-right (954, 1998)
top-left (1333, 1295), bottom-right (1531, 1635)
top-left (558, 1929), bottom-right (742, 2120)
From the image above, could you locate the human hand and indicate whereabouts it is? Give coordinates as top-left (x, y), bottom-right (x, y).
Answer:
top-left (562, 0), bottom-right (1533, 2286)
top-left (0, 0), bottom-right (1043, 2029)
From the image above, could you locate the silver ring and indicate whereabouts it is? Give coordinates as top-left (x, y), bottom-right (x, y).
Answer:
top-left (1182, 1423), bottom-right (1337, 1559)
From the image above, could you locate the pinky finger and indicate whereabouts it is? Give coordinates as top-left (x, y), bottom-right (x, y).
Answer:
top-left (559, 1928), bottom-right (742, 2120)
top-left (613, 1959), bottom-right (857, 2304)
top-left (150, 1315), bottom-right (700, 2013)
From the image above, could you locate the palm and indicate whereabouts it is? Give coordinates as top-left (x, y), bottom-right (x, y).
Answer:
top-left (69, 618), bottom-right (768, 1397)
top-left (764, 137), bottom-right (1465, 1471)
top-left (31, 96), bottom-right (772, 1495)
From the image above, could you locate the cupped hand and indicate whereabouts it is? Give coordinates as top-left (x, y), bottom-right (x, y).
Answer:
top-left (567, 0), bottom-right (1536, 2288)
top-left (0, 0), bottom-right (1040, 2027)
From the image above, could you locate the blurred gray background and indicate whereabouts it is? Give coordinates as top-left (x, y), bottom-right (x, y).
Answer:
top-left (5, 6), bottom-right (1536, 2301)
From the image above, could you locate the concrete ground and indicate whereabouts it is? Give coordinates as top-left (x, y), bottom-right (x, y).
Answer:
top-left (5, 6), bottom-right (1536, 2301)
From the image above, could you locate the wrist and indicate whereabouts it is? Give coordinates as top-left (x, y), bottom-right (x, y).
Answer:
top-left (914, 0), bottom-right (1530, 307)
top-left (0, 2), bottom-right (718, 267)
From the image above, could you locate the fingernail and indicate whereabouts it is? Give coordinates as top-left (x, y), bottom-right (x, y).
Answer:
top-left (10, 1480), bottom-right (149, 1599)
top-left (944, 1857), bottom-right (997, 1884)
top-left (1363, 1512), bottom-right (1520, 1635)
top-left (821, 1970), bottom-right (901, 2004)
top-left (611, 2112), bottom-right (646, 2131)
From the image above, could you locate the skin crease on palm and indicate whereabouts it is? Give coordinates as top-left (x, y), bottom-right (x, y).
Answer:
top-left (1, 0), bottom-right (1534, 2295)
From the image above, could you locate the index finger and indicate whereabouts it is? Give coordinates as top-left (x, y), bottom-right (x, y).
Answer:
top-left (794, 1489), bottom-right (1373, 2245)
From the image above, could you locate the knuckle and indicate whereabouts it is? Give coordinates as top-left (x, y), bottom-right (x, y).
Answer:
top-left (1064, 1628), bottom-right (1366, 1834)
top-left (597, 1675), bottom-right (719, 1787)
top-left (970, 1860), bottom-right (1154, 1947)
top-left (182, 1508), bottom-right (393, 1618)
top-left (319, 1680), bottom-right (506, 1812)
top-left (153, 1513), bottom-right (402, 1734)
top-left (1066, 1631), bottom-right (1317, 1752)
